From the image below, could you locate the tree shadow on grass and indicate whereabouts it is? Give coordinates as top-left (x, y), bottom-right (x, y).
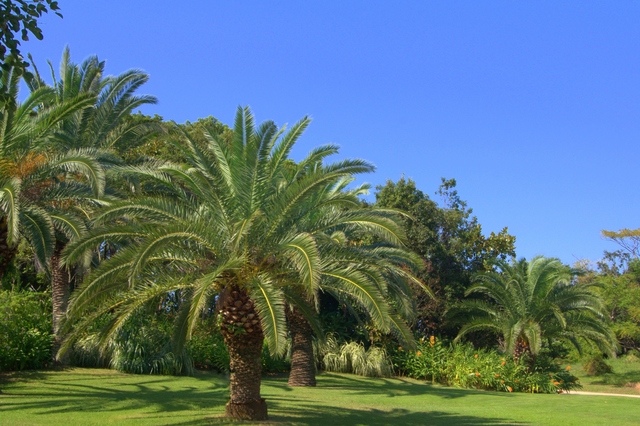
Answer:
top-left (0, 370), bottom-right (229, 417)
top-left (1, 369), bottom-right (520, 425)
top-left (169, 403), bottom-right (520, 426)
top-left (268, 372), bottom-right (514, 400)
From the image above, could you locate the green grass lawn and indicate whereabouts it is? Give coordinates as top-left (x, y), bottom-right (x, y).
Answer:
top-left (1, 368), bottom-right (639, 425)
top-left (571, 356), bottom-right (640, 395)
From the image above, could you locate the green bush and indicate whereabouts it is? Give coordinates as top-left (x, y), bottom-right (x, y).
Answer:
top-left (393, 336), bottom-right (581, 393)
top-left (187, 316), bottom-right (291, 374)
top-left (187, 317), bottom-right (230, 373)
top-left (69, 311), bottom-right (192, 375)
top-left (0, 291), bottom-right (53, 371)
top-left (583, 354), bottom-right (614, 376)
top-left (320, 336), bottom-right (393, 378)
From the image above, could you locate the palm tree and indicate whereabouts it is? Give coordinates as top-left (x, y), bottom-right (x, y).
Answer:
top-left (25, 49), bottom-right (160, 350)
top-left (0, 64), bottom-right (98, 285)
top-left (450, 256), bottom-right (617, 359)
top-left (61, 107), bottom-right (417, 420)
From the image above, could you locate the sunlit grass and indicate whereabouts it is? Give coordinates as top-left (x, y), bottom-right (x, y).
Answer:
top-left (571, 356), bottom-right (640, 395)
top-left (1, 368), bottom-right (639, 425)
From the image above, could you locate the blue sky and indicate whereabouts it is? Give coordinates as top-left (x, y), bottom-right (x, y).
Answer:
top-left (23, 1), bottom-right (640, 265)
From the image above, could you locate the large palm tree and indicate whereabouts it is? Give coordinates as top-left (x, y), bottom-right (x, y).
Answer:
top-left (0, 64), bottom-right (98, 284)
top-left (61, 107), bottom-right (417, 420)
top-left (26, 49), bottom-right (160, 350)
top-left (450, 256), bottom-right (617, 359)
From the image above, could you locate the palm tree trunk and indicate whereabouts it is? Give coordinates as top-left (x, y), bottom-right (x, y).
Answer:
top-left (513, 338), bottom-right (531, 362)
top-left (0, 217), bottom-right (17, 282)
top-left (218, 286), bottom-right (268, 421)
top-left (51, 241), bottom-right (70, 363)
top-left (287, 306), bottom-right (316, 387)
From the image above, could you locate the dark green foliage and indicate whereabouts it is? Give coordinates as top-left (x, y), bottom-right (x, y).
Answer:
top-left (187, 316), bottom-right (290, 374)
top-left (375, 177), bottom-right (515, 337)
top-left (594, 258), bottom-right (640, 352)
top-left (261, 343), bottom-right (291, 374)
top-left (583, 354), bottom-right (614, 376)
top-left (110, 312), bottom-right (193, 376)
top-left (0, 240), bottom-right (47, 291)
top-left (187, 317), bottom-right (230, 373)
top-left (0, 290), bottom-right (52, 370)
top-left (394, 337), bottom-right (581, 393)
top-left (0, 0), bottom-right (62, 106)
top-left (68, 310), bottom-right (192, 375)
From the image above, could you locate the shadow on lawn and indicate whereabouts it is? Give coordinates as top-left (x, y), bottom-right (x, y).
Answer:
top-left (0, 370), bottom-right (229, 416)
top-left (170, 403), bottom-right (515, 426)
top-left (1, 369), bottom-right (518, 425)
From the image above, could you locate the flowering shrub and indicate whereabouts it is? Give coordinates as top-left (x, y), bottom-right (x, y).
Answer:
top-left (392, 336), bottom-right (581, 393)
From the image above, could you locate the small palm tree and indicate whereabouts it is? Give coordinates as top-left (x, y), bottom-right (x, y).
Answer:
top-left (450, 256), bottom-right (617, 359)
top-left (61, 107), bottom-right (418, 420)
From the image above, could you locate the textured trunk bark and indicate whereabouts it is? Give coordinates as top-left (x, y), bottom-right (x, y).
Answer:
top-left (218, 286), bottom-right (268, 421)
top-left (0, 217), bottom-right (17, 281)
top-left (287, 306), bottom-right (316, 387)
top-left (513, 338), bottom-right (533, 367)
top-left (51, 241), bottom-right (70, 363)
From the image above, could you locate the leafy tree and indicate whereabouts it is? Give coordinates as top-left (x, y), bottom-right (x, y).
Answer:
top-left (450, 256), bottom-right (617, 360)
top-left (61, 107), bottom-right (417, 421)
top-left (0, 0), bottom-right (62, 106)
top-left (602, 228), bottom-right (640, 258)
top-left (590, 258), bottom-right (640, 353)
top-left (375, 177), bottom-right (515, 337)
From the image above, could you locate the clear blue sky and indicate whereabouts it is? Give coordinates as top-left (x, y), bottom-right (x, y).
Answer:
top-left (23, 1), bottom-right (640, 265)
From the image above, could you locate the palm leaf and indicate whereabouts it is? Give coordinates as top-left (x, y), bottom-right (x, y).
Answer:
top-left (248, 274), bottom-right (287, 357)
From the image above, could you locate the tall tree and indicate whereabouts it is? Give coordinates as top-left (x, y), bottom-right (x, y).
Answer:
top-left (449, 256), bottom-right (617, 359)
top-left (375, 177), bottom-right (515, 337)
top-left (0, 0), bottom-right (62, 107)
top-left (26, 48), bottom-right (159, 353)
top-left (0, 64), bottom-right (96, 281)
top-left (61, 107), bottom-right (416, 421)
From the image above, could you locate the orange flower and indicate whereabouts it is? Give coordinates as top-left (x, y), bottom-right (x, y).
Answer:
top-left (474, 354), bottom-right (478, 359)
top-left (416, 351), bottom-right (422, 357)
top-left (430, 336), bottom-right (435, 346)
top-left (475, 372), bottom-right (480, 377)
top-left (501, 361), bottom-right (506, 366)
top-left (495, 374), bottom-right (500, 378)
top-left (553, 381), bottom-right (560, 386)
top-left (500, 380), bottom-right (505, 384)
top-left (566, 365), bottom-right (571, 371)
top-left (508, 386), bottom-right (513, 392)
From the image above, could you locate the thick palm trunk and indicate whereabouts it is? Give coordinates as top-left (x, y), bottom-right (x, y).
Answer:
top-left (513, 339), bottom-right (536, 369)
top-left (0, 217), bottom-right (17, 281)
top-left (287, 306), bottom-right (316, 387)
top-left (51, 241), bottom-right (70, 362)
top-left (218, 286), bottom-right (268, 421)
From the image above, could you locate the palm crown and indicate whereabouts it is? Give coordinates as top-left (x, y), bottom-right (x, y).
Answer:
top-left (450, 256), bottom-right (617, 357)
top-left (62, 106), bottom-right (421, 420)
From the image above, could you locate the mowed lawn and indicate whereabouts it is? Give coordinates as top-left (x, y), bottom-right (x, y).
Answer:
top-left (1, 368), bottom-right (639, 425)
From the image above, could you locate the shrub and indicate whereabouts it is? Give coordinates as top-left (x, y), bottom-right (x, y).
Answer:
top-left (623, 350), bottom-right (639, 363)
top-left (187, 317), bottom-right (230, 373)
top-left (69, 311), bottom-right (192, 375)
top-left (321, 336), bottom-right (393, 378)
top-left (583, 355), bottom-right (614, 376)
top-left (0, 291), bottom-right (53, 371)
top-left (393, 336), bottom-right (581, 393)
top-left (187, 316), bottom-right (291, 374)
